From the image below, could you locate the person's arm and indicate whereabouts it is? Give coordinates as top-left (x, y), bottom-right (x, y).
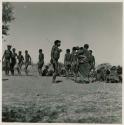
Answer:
top-left (42, 54), bottom-right (44, 60)
top-left (22, 56), bottom-right (24, 64)
top-left (51, 46), bottom-right (55, 59)
top-left (64, 54), bottom-right (66, 66)
top-left (42, 54), bottom-right (44, 64)
top-left (2, 51), bottom-right (5, 62)
top-left (93, 56), bottom-right (95, 67)
top-left (29, 55), bottom-right (32, 64)
top-left (76, 55), bottom-right (79, 65)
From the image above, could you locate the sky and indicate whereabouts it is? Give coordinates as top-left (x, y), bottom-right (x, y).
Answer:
top-left (2, 2), bottom-right (122, 65)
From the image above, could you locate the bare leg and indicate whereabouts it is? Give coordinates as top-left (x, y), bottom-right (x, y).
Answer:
top-left (52, 61), bottom-right (58, 83)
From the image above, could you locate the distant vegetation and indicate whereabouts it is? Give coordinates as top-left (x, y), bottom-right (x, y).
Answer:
top-left (2, 2), bottom-right (15, 36)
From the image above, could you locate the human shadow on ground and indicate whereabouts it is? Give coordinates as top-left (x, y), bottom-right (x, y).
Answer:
top-left (75, 80), bottom-right (90, 84)
top-left (53, 80), bottom-right (63, 84)
top-left (2, 78), bottom-right (9, 81)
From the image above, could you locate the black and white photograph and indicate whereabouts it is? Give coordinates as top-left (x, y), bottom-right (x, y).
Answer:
top-left (2, 1), bottom-right (122, 123)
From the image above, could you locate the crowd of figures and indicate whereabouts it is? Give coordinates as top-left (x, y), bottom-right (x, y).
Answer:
top-left (2, 40), bottom-right (122, 83)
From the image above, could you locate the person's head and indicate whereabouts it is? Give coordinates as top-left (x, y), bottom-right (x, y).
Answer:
top-left (12, 48), bottom-right (16, 52)
top-left (89, 50), bottom-right (93, 55)
top-left (19, 51), bottom-right (22, 55)
top-left (72, 47), bottom-right (76, 52)
top-left (54, 40), bottom-right (61, 47)
top-left (25, 50), bottom-right (28, 54)
top-left (39, 49), bottom-right (42, 53)
top-left (111, 66), bottom-right (116, 70)
top-left (7, 45), bottom-right (12, 50)
top-left (80, 47), bottom-right (84, 50)
top-left (66, 49), bottom-right (70, 53)
top-left (84, 44), bottom-right (89, 49)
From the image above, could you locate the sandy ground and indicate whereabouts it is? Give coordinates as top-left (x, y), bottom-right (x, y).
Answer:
top-left (2, 73), bottom-right (122, 123)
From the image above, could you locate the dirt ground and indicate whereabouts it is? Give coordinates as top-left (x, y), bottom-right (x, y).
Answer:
top-left (2, 73), bottom-right (122, 123)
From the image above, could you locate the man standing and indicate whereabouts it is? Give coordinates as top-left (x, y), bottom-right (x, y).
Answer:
top-left (10, 48), bottom-right (17, 75)
top-left (38, 49), bottom-right (44, 75)
top-left (24, 50), bottom-right (31, 75)
top-left (51, 40), bottom-right (62, 83)
top-left (2, 45), bottom-right (12, 75)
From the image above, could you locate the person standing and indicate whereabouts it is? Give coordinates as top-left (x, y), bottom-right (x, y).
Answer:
top-left (89, 50), bottom-right (95, 71)
top-left (71, 47), bottom-right (79, 82)
top-left (38, 49), bottom-right (44, 75)
top-left (10, 48), bottom-right (17, 75)
top-left (24, 50), bottom-right (31, 75)
top-left (64, 49), bottom-right (71, 78)
top-left (50, 40), bottom-right (62, 83)
top-left (78, 44), bottom-right (90, 83)
top-left (17, 51), bottom-right (24, 75)
top-left (2, 45), bottom-right (12, 75)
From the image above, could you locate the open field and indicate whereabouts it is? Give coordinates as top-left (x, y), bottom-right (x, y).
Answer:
top-left (2, 74), bottom-right (122, 123)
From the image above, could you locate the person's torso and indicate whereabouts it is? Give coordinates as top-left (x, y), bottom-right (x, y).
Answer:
top-left (53, 46), bottom-right (61, 60)
top-left (4, 50), bottom-right (12, 60)
top-left (71, 52), bottom-right (78, 64)
top-left (83, 48), bottom-right (90, 58)
top-left (89, 55), bottom-right (94, 64)
top-left (17, 55), bottom-right (24, 63)
top-left (25, 54), bottom-right (30, 62)
top-left (39, 53), bottom-right (44, 62)
top-left (11, 53), bottom-right (17, 63)
top-left (65, 53), bottom-right (71, 62)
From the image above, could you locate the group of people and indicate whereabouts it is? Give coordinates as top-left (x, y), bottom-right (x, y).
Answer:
top-left (96, 65), bottom-right (122, 83)
top-left (50, 40), bottom-right (95, 83)
top-left (2, 40), bottom-right (95, 83)
top-left (2, 40), bottom-right (122, 84)
top-left (2, 45), bottom-right (31, 75)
